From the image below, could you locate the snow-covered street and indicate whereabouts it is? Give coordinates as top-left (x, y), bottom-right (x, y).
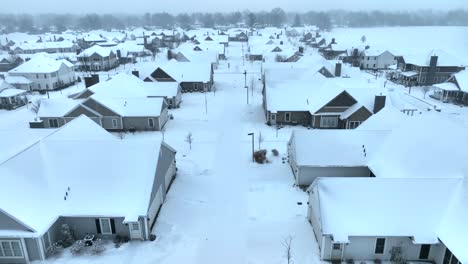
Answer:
top-left (25, 43), bottom-right (321, 264)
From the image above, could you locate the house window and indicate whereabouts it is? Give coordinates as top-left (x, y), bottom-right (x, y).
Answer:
top-left (132, 223), bottom-right (139, 231)
top-left (422, 68), bottom-right (427, 72)
top-left (0, 240), bottom-right (23, 258)
top-left (99, 218), bottom-right (112, 235)
top-left (44, 74), bottom-right (47, 78)
top-left (320, 116), bottom-right (338, 128)
top-left (419, 244), bottom-right (431, 260)
top-left (374, 238), bottom-right (386, 254)
top-left (421, 77), bottom-right (426, 83)
top-left (332, 243), bottom-right (341, 250)
top-left (43, 232), bottom-right (51, 251)
top-left (285, 112), bottom-right (291, 122)
top-left (48, 119), bottom-right (59, 128)
top-left (366, 64), bottom-right (369, 68)
top-left (148, 118), bottom-right (155, 128)
top-left (36, 74), bottom-right (39, 78)
top-left (367, 57), bottom-right (370, 60)
top-left (373, 64), bottom-right (376, 68)
top-left (348, 121), bottom-right (361, 129)
top-left (46, 84), bottom-right (49, 89)
top-left (434, 77), bottom-right (439, 83)
top-left (112, 119), bottom-right (118, 128)
top-left (271, 113), bottom-right (276, 121)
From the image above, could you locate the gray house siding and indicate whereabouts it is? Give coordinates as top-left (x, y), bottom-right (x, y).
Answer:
top-left (307, 186), bottom-right (323, 248)
top-left (41, 117), bottom-right (66, 128)
top-left (83, 99), bottom-right (120, 117)
top-left (101, 116), bottom-right (122, 130)
top-left (59, 217), bottom-right (129, 240)
top-left (65, 105), bottom-right (100, 118)
top-left (275, 111), bottom-right (311, 126)
top-left (122, 117), bottom-right (161, 131)
top-left (24, 238), bottom-right (41, 261)
top-left (296, 166), bottom-right (370, 186)
top-left (0, 238), bottom-right (27, 264)
top-left (0, 211), bottom-right (30, 232)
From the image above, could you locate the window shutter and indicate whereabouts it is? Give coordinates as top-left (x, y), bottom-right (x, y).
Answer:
top-left (110, 219), bottom-right (116, 234)
top-left (95, 219), bottom-right (101, 234)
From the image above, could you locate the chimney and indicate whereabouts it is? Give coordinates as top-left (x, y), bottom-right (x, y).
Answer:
top-left (373, 94), bottom-right (386, 114)
top-left (84, 74), bottom-right (100, 88)
top-left (331, 38), bottom-right (336, 44)
top-left (280, 41), bottom-right (283, 45)
top-left (144, 36), bottom-right (148, 47)
top-left (132, 70), bottom-right (139, 78)
top-left (429, 55), bottom-right (438, 67)
top-left (299, 47), bottom-right (304, 53)
top-left (116, 50), bottom-right (121, 59)
top-left (335, 63), bottom-right (342, 77)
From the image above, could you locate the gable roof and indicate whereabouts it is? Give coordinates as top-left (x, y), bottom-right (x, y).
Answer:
top-left (38, 98), bottom-right (79, 117)
top-left (0, 115), bottom-right (164, 236)
top-left (78, 45), bottom-right (114, 58)
top-left (311, 177), bottom-right (461, 243)
top-left (8, 55), bottom-right (72, 74)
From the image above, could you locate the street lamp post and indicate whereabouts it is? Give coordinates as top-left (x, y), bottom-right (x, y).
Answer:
top-left (248, 132), bottom-right (254, 162)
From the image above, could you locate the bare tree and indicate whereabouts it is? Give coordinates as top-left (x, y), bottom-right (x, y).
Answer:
top-left (30, 99), bottom-right (41, 116)
top-left (361, 35), bottom-right (367, 43)
top-left (185, 132), bottom-right (193, 150)
top-left (257, 131), bottom-right (264, 150)
top-left (283, 236), bottom-right (293, 264)
top-left (422, 86), bottom-right (431, 99)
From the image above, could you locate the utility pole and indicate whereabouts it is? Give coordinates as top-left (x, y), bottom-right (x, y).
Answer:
top-left (244, 70), bottom-right (249, 104)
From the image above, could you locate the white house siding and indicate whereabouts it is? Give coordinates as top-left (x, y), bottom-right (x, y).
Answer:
top-left (361, 51), bottom-right (396, 70)
top-left (322, 236), bottom-right (445, 263)
top-left (9, 64), bottom-right (75, 91)
top-left (307, 186), bottom-right (323, 248)
top-left (297, 166), bottom-right (370, 186)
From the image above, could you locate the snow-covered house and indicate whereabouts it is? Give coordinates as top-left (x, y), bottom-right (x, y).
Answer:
top-left (11, 41), bottom-right (78, 54)
top-left (36, 95), bottom-right (168, 131)
top-left (77, 45), bottom-right (119, 72)
top-left (394, 49), bottom-right (466, 86)
top-left (8, 55), bottom-right (76, 91)
top-left (143, 60), bottom-right (214, 93)
top-left (0, 115), bottom-right (177, 263)
top-left (360, 49), bottom-right (397, 70)
top-left (288, 129), bottom-right (388, 186)
top-left (0, 79), bottom-right (28, 110)
top-left (73, 73), bottom-right (182, 109)
top-left (263, 68), bottom-right (386, 127)
top-left (305, 113), bottom-right (468, 264)
top-left (0, 54), bottom-right (23, 72)
top-left (431, 70), bottom-right (468, 105)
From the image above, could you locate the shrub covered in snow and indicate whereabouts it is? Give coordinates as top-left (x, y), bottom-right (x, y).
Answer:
top-left (272, 149), bottom-right (279, 156)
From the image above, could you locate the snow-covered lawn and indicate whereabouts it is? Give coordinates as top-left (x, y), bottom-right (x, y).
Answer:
top-left (17, 42), bottom-right (322, 264)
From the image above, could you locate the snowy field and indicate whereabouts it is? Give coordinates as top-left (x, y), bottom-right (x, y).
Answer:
top-left (327, 26), bottom-right (468, 63)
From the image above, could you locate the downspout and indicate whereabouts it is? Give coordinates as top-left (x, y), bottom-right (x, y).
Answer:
top-left (341, 243), bottom-right (345, 261)
top-left (37, 237), bottom-right (46, 261)
top-left (144, 216), bottom-right (150, 240)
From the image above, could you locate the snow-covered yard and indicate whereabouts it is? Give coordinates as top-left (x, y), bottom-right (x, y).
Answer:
top-left (3, 42), bottom-right (322, 264)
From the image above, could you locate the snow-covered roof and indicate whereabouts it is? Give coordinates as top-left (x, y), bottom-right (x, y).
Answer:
top-left (4, 75), bottom-right (32, 84)
top-left (11, 40), bottom-right (76, 51)
top-left (90, 96), bottom-right (165, 117)
top-left (312, 177), bottom-right (461, 243)
top-left (161, 59), bottom-right (211, 83)
top-left (0, 115), bottom-right (165, 236)
top-left (8, 55), bottom-right (73, 74)
top-left (291, 129), bottom-right (389, 167)
top-left (403, 49), bottom-right (465, 67)
top-left (0, 88), bottom-right (27, 97)
top-left (357, 105), bottom-right (408, 131)
top-left (78, 45), bottom-right (114, 58)
top-left (453, 70), bottom-right (468, 92)
top-left (433, 82), bottom-right (460, 91)
top-left (38, 98), bottom-right (79, 117)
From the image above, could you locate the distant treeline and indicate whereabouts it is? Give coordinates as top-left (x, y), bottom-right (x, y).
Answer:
top-left (0, 9), bottom-right (467, 33)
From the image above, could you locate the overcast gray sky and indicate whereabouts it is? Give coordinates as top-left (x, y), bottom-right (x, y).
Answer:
top-left (3, 0), bottom-right (467, 13)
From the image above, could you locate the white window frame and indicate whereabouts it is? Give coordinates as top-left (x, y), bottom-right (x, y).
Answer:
top-left (49, 119), bottom-right (59, 128)
top-left (0, 240), bottom-right (23, 258)
top-left (332, 243), bottom-right (341, 250)
top-left (148, 118), bottom-right (155, 128)
top-left (347, 121), bottom-right (361, 129)
top-left (42, 232), bottom-right (51, 251)
top-left (374, 238), bottom-right (386, 255)
top-left (99, 218), bottom-right (112, 235)
top-left (131, 223), bottom-right (140, 231)
top-left (285, 112), bottom-right (291, 122)
top-left (112, 119), bottom-right (118, 128)
top-left (320, 116), bottom-right (338, 128)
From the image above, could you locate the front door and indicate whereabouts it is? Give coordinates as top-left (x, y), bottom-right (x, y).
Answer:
top-left (270, 113), bottom-right (277, 125)
top-left (129, 222), bottom-right (143, 240)
top-left (331, 243), bottom-right (343, 260)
